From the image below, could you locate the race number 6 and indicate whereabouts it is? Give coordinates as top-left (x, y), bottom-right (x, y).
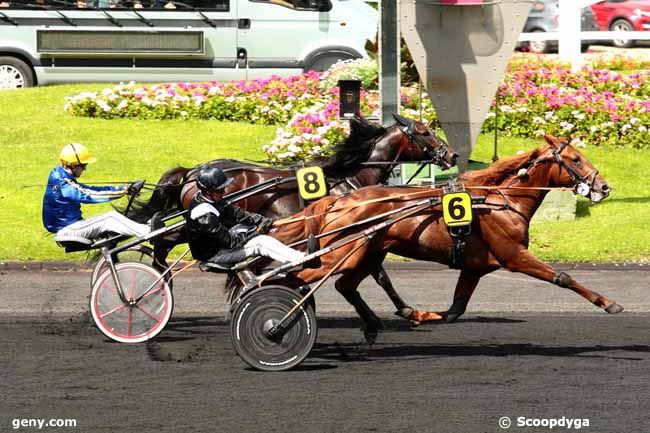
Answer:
top-left (296, 166), bottom-right (327, 200)
top-left (442, 192), bottom-right (472, 227)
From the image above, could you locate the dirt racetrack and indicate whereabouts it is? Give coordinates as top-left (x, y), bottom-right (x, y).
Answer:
top-left (2, 312), bottom-right (650, 433)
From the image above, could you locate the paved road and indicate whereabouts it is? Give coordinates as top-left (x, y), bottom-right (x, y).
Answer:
top-left (1, 314), bottom-right (650, 433)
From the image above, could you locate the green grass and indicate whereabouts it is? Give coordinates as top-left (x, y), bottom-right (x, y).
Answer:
top-left (0, 84), bottom-right (275, 261)
top-left (1, 84), bottom-right (649, 263)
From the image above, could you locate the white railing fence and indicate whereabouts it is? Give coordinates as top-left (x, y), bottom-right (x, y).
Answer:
top-left (518, 0), bottom-right (650, 70)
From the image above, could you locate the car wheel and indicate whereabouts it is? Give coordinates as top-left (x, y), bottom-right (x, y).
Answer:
top-left (0, 56), bottom-right (35, 89)
top-left (610, 19), bottom-right (635, 49)
top-left (303, 50), bottom-right (358, 72)
top-left (528, 30), bottom-right (550, 54)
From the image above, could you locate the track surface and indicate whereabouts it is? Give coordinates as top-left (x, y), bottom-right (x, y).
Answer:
top-left (2, 313), bottom-right (650, 433)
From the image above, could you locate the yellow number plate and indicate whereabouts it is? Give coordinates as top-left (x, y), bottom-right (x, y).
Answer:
top-left (442, 192), bottom-right (472, 227)
top-left (296, 166), bottom-right (327, 200)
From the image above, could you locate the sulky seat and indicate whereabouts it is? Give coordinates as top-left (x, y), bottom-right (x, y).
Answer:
top-left (54, 235), bottom-right (94, 253)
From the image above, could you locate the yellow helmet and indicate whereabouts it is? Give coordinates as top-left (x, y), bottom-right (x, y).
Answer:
top-left (60, 143), bottom-right (97, 166)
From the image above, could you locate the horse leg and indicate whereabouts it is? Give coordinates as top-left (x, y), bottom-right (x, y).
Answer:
top-left (370, 265), bottom-right (422, 323)
top-left (499, 249), bottom-right (623, 313)
top-left (335, 270), bottom-right (384, 345)
top-left (403, 269), bottom-right (485, 324)
top-left (443, 269), bottom-right (484, 323)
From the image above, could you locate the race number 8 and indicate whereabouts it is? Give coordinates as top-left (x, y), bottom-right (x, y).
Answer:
top-left (297, 166), bottom-right (327, 200)
top-left (442, 192), bottom-right (472, 227)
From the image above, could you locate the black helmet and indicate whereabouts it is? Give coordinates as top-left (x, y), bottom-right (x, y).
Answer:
top-left (196, 166), bottom-right (233, 192)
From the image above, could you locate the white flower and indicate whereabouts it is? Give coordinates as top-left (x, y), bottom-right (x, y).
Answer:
top-left (288, 144), bottom-right (301, 153)
top-left (532, 116), bottom-right (546, 124)
top-left (571, 137), bottom-right (585, 148)
top-left (117, 100), bottom-right (128, 110)
top-left (500, 105), bottom-right (512, 112)
top-left (225, 96), bottom-right (235, 103)
top-left (96, 100), bottom-right (112, 112)
top-left (534, 129), bottom-right (546, 136)
top-left (630, 117), bottom-right (640, 125)
top-left (486, 112), bottom-right (496, 118)
top-left (560, 121), bottom-right (574, 131)
top-left (180, 110), bottom-right (188, 117)
top-left (638, 125), bottom-right (647, 132)
top-left (518, 106), bottom-right (528, 113)
top-left (590, 125), bottom-right (598, 133)
top-left (621, 123), bottom-right (632, 132)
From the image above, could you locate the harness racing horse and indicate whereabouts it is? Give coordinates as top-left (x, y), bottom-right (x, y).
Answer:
top-left (272, 134), bottom-right (620, 343)
top-left (128, 114), bottom-right (459, 319)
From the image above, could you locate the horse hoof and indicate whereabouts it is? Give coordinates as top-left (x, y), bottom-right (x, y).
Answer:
top-left (395, 307), bottom-right (414, 320)
top-left (445, 313), bottom-right (461, 323)
top-left (409, 320), bottom-right (421, 328)
top-left (363, 330), bottom-right (378, 345)
top-left (605, 303), bottom-right (624, 314)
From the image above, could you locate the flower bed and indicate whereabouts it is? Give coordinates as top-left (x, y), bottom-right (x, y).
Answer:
top-left (64, 72), bottom-right (324, 125)
top-left (482, 54), bottom-right (650, 149)
top-left (65, 54), bottom-right (650, 163)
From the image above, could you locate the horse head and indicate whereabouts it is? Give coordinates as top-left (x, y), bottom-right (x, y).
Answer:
top-left (542, 134), bottom-right (610, 203)
top-left (387, 114), bottom-right (459, 169)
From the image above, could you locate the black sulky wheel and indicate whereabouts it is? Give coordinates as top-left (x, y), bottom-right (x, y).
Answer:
top-left (230, 285), bottom-right (317, 371)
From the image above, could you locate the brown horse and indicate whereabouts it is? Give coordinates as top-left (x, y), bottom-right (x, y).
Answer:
top-left (271, 135), bottom-right (619, 342)
top-left (127, 114), bottom-right (458, 319)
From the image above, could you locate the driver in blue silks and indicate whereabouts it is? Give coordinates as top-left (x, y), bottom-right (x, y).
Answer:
top-left (43, 143), bottom-right (150, 240)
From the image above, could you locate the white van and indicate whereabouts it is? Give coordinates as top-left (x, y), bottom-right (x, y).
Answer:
top-left (0, 0), bottom-right (377, 88)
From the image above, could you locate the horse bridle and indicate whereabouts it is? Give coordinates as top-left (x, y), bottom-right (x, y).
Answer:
top-left (552, 141), bottom-right (599, 197)
top-left (534, 141), bottom-right (599, 197)
top-left (352, 119), bottom-right (450, 187)
top-left (397, 120), bottom-right (451, 167)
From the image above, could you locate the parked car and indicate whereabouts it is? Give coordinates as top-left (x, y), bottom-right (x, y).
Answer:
top-left (518, 0), bottom-right (597, 53)
top-left (591, 0), bottom-right (650, 48)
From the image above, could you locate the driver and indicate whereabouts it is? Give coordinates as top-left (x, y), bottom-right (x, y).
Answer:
top-left (42, 143), bottom-right (151, 240)
top-left (186, 166), bottom-right (305, 266)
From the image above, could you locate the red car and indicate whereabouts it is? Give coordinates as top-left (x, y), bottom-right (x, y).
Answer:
top-left (591, 0), bottom-right (650, 48)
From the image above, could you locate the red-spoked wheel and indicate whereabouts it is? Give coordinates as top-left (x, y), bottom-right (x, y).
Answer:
top-left (90, 262), bottom-right (173, 344)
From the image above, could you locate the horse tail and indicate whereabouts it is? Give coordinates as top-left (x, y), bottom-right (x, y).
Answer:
top-left (125, 166), bottom-right (191, 223)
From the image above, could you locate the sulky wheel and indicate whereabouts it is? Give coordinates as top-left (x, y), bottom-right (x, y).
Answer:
top-left (90, 262), bottom-right (173, 344)
top-left (230, 286), bottom-right (317, 371)
top-left (90, 245), bottom-right (172, 289)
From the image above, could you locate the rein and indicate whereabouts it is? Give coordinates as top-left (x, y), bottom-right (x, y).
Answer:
top-left (274, 144), bottom-right (593, 227)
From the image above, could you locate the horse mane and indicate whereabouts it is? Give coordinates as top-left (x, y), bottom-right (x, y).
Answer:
top-left (316, 115), bottom-right (386, 178)
top-left (459, 147), bottom-right (544, 186)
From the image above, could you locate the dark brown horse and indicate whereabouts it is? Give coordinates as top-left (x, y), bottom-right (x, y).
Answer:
top-left (128, 114), bottom-right (458, 317)
top-left (271, 135), bottom-right (620, 342)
